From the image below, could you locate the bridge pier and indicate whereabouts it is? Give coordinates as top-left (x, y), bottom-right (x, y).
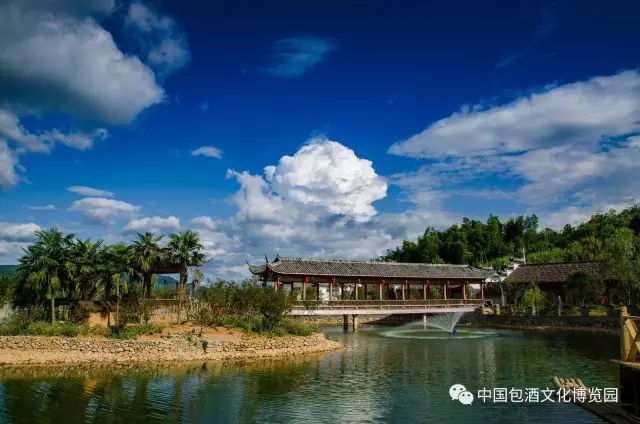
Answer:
top-left (343, 314), bottom-right (349, 331)
top-left (352, 315), bottom-right (359, 331)
top-left (423, 313), bottom-right (427, 329)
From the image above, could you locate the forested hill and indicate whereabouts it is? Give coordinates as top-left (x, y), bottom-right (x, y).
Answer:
top-left (0, 265), bottom-right (16, 277)
top-left (382, 206), bottom-right (640, 268)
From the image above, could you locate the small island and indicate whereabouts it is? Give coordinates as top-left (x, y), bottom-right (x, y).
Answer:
top-left (0, 325), bottom-right (342, 366)
top-left (0, 229), bottom-right (343, 366)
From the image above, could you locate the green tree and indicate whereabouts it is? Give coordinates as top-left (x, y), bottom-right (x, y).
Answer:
top-left (168, 230), bottom-right (205, 324)
top-left (105, 243), bottom-right (133, 326)
top-left (130, 232), bottom-right (163, 299)
top-left (603, 228), bottom-right (640, 304)
top-left (258, 288), bottom-right (292, 331)
top-left (565, 271), bottom-right (605, 306)
top-left (417, 228), bottom-right (443, 263)
top-left (521, 285), bottom-right (544, 316)
top-left (65, 238), bottom-right (105, 301)
top-left (18, 228), bottom-right (74, 323)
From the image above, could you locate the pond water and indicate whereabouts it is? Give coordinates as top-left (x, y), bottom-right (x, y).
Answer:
top-left (0, 326), bottom-right (619, 423)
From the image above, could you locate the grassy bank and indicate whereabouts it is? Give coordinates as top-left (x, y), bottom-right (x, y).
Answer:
top-left (0, 319), bottom-right (164, 340)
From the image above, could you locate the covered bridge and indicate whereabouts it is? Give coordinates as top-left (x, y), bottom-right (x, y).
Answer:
top-left (248, 257), bottom-right (494, 301)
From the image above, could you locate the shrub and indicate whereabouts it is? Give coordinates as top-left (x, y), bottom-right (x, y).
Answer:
top-left (189, 299), bottom-right (215, 328)
top-left (106, 324), bottom-right (163, 340)
top-left (258, 288), bottom-right (292, 331)
top-left (0, 307), bottom-right (47, 335)
top-left (0, 321), bottom-right (23, 336)
top-left (277, 318), bottom-right (318, 336)
top-left (26, 322), bottom-right (81, 337)
top-left (216, 314), bottom-right (262, 333)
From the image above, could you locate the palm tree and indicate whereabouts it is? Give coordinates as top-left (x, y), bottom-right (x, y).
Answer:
top-left (18, 228), bottom-right (75, 323)
top-left (66, 238), bottom-right (105, 301)
top-left (105, 243), bottom-right (133, 326)
top-left (130, 232), bottom-right (163, 299)
top-left (168, 230), bottom-right (205, 324)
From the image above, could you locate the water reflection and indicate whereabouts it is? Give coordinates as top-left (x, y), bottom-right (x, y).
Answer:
top-left (0, 328), bottom-right (620, 423)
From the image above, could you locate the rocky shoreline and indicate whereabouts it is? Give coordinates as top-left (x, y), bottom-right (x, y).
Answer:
top-left (0, 332), bottom-right (343, 366)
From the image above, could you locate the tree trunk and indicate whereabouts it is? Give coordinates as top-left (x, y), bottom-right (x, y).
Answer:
top-left (144, 273), bottom-right (152, 299)
top-left (141, 273), bottom-right (151, 324)
top-left (116, 278), bottom-right (120, 327)
top-left (50, 296), bottom-right (55, 324)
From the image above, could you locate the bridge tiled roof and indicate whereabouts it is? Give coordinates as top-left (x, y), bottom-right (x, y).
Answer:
top-left (249, 257), bottom-right (494, 280)
top-left (504, 261), bottom-right (602, 285)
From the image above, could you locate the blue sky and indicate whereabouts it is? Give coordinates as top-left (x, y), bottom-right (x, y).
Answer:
top-left (1, 0), bottom-right (640, 278)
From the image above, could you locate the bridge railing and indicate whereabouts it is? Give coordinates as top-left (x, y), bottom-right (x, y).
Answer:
top-left (292, 298), bottom-right (483, 311)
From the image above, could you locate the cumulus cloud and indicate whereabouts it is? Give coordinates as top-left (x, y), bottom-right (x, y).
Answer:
top-left (243, 138), bottom-right (388, 222)
top-left (0, 222), bottom-right (41, 242)
top-left (67, 185), bottom-right (115, 198)
top-left (387, 70), bottom-right (640, 225)
top-left (389, 70), bottom-right (640, 158)
top-left (265, 36), bottom-right (336, 78)
top-left (197, 138), bottom-right (452, 278)
top-left (70, 197), bottom-right (139, 223)
top-left (191, 146), bottom-right (223, 159)
top-left (0, 1), bottom-right (164, 125)
top-left (0, 1), bottom-right (188, 189)
top-left (123, 215), bottom-right (180, 234)
top-left (124, 1), bottom-right (190, 78)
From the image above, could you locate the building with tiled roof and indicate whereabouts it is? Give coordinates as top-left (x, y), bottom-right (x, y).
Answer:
top-left (504, 261), bottom-right (603, 287)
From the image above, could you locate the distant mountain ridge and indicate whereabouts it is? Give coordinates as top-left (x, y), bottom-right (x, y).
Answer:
top-left (0, 265), bottom-right (17, 277)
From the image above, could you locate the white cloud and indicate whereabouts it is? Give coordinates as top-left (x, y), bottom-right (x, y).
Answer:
top-left (67, 186), bottom-right (115, 198)
top-left (0, 240), bottom-right (30, 260)
top-left (511, 138), bottom-right (640, 205)
top-left (0, 0), bottom-right (186, 189)
top-left (389, 70), bottom-right (640, 158)
top-left (25, 204), bottom-right (57, 211)
top-left (0, 140), bottom-right (18, 189)
top-left (200, 138), bottom-right (453, 279)
top-left (125, 1), bottom-right (190, 78)
top-left (0, 109), bottom-right (50, 153)
top-left (191, 216), bottom-right (217, 230)
top-left (386, 70), bottom-right (640, 227)
top-left (0, 1), bottom-right (164, 125)
top-left (70, 197), bottom-right (139, 223)
top-left (539, 200), bottom-right (635, 230)
top-left (46, 128), bottom-right (109, 150)
top-left (0, 109), bottom-right (111, 188)
top-left (0, 222), bottom-right (41, 242)
top-left (0, 243), bottom-right (10, 256)
top-left (191, 146), bottom-right (223, 159)
top-left (265, 36), bottom-right (336, 78)
top-left (123, 215), bottom-right (180, 234)
top-left (255, 138), bottom-right (387, 222)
